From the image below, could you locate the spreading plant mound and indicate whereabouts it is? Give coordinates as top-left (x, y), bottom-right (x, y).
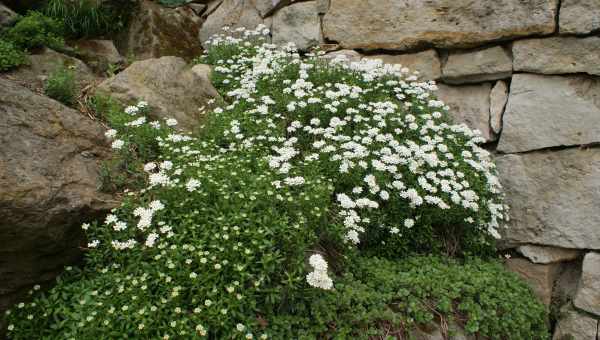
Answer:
top-left (5, 27), bottom-right (547, 339)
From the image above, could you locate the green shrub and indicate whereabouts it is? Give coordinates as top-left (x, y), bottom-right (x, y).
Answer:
top-left (2, 11), bottom-right (64, 50)
top-left (44, 65), bottom-right (76, 105)
top-left (43, 0), bottom-right (134, 38)
top-left (4, 26), bottom-right (543, 339)
top-left (0, 39), bottom-right (26, 71)
top-left (269, 256), bottom-right (549, 339)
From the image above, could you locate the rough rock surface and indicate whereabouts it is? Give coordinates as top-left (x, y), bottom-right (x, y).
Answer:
top-left (255, 0), bottom-right (291, 17)
top-left (6, 48), bottom-right (97, 92)
top-left (322, 49), bottom-right (363, 64)
top-left (489, 80), bottom-right (508, 135)
top-left (199, 0), bottom-right (263, 45)
top-left (436, 83), bottom-right (494, 142)
top-left (496, 149), bottom-right (600, 250)
top-left (552, 305), bottom-right (599, 340)
top-left (364, 50), bottom-right (441, 80)
top-left (96, 57), bottom-right (220, 130)
top-left (498, 74), bottom-right (600, 153)
top-left (0, 78), bottom-right (114, 315)
top-left (116, 0), bottom-right (203, 61)
top-left (559, 0), bottom-right (600, 34)
top-left (504, 258), bottom-right (561, 306)
top-left (573, 252), bottom-right (600, 316)
top-left (517, 245), bottom-right (580, 264)
top-left (442, 46), bottom-right (512, 84)
top-left (71, 40), bottom-right (124, 73)
top-left (272, 1), bottom-right (321, 51)
top-left (513, 36), bottom-right (600, 76)
top-left (0, 3), bottom-right (17, 27)
top-left (322, 0), bottom-right (558, 51)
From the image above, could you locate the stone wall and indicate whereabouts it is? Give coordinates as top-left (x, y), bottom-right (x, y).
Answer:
top-left (198, 0), bottom-right (600, 338)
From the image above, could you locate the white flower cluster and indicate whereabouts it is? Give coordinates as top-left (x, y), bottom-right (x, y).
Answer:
top-left (206, 28), bottom-right (508, 248)
top-left (305, 254), bottom-right (333, 290)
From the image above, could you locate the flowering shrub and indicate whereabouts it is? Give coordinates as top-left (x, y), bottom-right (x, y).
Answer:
top-left (3, 26), bottom-right (545, 339)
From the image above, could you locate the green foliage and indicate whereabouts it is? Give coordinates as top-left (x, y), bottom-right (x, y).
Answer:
top-left (43, 0), bottom-right (134, 38)
top-left (158, 0), bottom-right (191, 7)
top-left (0, 39), bottom-right (26, 71)
top-left (2, 11), bottom-right (64, 50)
top-left (269, 256), bottom-right (549, 339)
top-left (44, 65), bottom-right (76, 105)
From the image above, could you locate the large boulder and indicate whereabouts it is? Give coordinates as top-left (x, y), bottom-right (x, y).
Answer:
top-left (364, 49), bottom-right (441, 81)
top-left (5, 48), bottom-right (97, 92)
top-left (498, 74), bottom-right (600, 153)
top-left (199, 0), bottom-right (263, 45)
top-left (496, 148), bottom-right (600, 250)
top-left (573, 252), bottom-right (600, 316)
top-left (559, 0), bottom-right (600, 34)
top-left (442, 46), bottom-right (512, 84)
top-left (322, 0), bottom-right (558, 51)
top-left (271, 1), bottom-right (321, 51)
top-left (436, 83), bottom-right (495, 142)
top-left (513, 36), bottom-right (600, 76)
top-left (96, 57), bottom-right (220, 131)
top-left (116, 0), bottom-right (203, 61)
top-left (0, 77), bottom-right (114, 315)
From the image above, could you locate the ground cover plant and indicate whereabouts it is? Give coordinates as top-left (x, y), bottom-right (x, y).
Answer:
top-left (43, 0), bottom-right (134, 38)
top-left (0, 39), bottom-right (26, 71)
top-left (4, 26), bottom-right (548, 339)
top-left (44, 64), bottom-right (77, 105)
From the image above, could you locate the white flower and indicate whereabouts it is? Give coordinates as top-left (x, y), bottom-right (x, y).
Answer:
top-left (404, 218), bottom-right (415, 228)
top-left (186, 179), bottom-right (201, 192)
top-left (111, 139), bottom-right (125, 150)
top-left (166, 118), bottom-right (178, 126)
top-left (125, 106), bottom-right (139, 115)
top-left (87, 240), bottom-right (100, 248)
top-left (104, 129), bottom-right (117, 139)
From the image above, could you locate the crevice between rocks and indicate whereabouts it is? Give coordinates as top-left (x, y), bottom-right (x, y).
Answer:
top-left (596, 318), bottom-right (599, 340)
top-left (497, 142), bottom-right (600, 156)
top-left (554, 0), bottom-right (562, 34)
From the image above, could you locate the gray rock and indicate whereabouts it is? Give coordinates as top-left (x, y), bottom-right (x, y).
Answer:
top-left (0, 77), bottom-right (114, 315)
top-left (316, 0), bottom-right (329, 14)
top-left (442, 46), bottom-right (512, 84)
top-left (560, 0), bottom-right (600, 34)
top-left (504, 258), bottom-right (561, 306)
top-left (199, 0), bottom-right (263, 45)
top-left (553, 305), bottom-right (599, 340)
top-left (573, 252), bottom-right (600, 316)
top-left (0, 3), bottom-right (17, 27)
top-left (513, 36), bottom-right (600, 76)
top-left (322, 49), bottom-right (363, 64)
top-left (498, 74), bottom-right (600, 153)
top-left (96, 57), bottom-right (220, 131)
top-left (517, 245), bottom-right (581, 264)
top-left (6, 48), bottom-right (97, 92)
top-left (272, 1), bottom-right (321, 51)
top-left (436, 83), bottom-right (494, 142)
top-left (496, 148), bottom-right (600, 250)
top-left (553, 263), bottom-right (582, 310)
top-left (489, 80), bottom-right (508, 135)
top-left (364, 50), bottom-right (442, 81)
top-left (255, 0), bottom-right (291, 17)
top-left (116, 0), bottom-right (203, 61)
top-left (323, 0), bottom-right (557, 51)
top-left (71, 40), bottom-right (124, 73)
